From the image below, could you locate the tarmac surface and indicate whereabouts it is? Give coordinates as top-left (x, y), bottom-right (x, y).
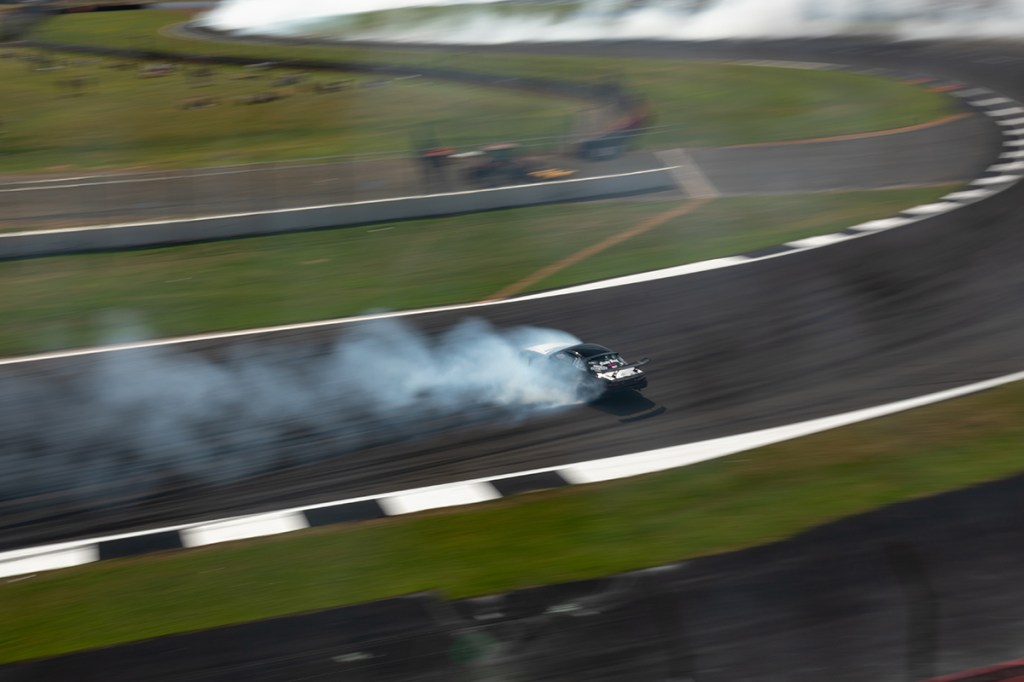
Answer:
top-left (3, 33), bottom-right (1024, 682)
top-left (0, 111), bottom-right (992, 231)
top-left (0, 151), bottom-right (661, 231)
top-left (0, 39), bottom-right (1019, 550)
top-left (7, 465), bottom-right (1024, 681)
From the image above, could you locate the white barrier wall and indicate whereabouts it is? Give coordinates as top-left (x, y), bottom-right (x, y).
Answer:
top-left (0, 169), bottom-right (676, 260)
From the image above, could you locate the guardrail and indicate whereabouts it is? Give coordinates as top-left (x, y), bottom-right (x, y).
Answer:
top-left (0, 166), bottom-right (677, 258)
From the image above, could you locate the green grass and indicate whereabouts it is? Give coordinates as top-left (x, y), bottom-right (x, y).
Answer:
top-left (21, 11), bottom-right (955, 158)
top-left (0, 8), bottom-right (991, 665)
top-left (0, 185), bottom-right (955, 357)
top-left (0, 50), bottom-right (576, 171)
top-left (535, 190), bottom-right (943, 290)
top-left (3, 369), bottom-right (1023, 663)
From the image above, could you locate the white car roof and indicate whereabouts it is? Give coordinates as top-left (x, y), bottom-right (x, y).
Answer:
top-left (525, 342), bottom-right (574, 356)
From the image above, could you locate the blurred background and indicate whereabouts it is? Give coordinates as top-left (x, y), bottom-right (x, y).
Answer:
top-left (2, 2), bottom-right (1024, 681)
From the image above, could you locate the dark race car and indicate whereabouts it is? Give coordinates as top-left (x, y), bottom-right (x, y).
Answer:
top-left (522, 342), bottom-right (649, 399)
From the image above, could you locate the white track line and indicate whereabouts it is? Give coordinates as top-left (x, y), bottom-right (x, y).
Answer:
top-left (0, 545), bottom-right (99, 577)
top-left (379, 481), bottom-right (501, 516)
top-left (564, 369), bottom-right (1024, 484)
top-left (786, 234), bottom-right (851, 248)
top-left (0, 255), bottom-right (752, 366)
top-left (902, 202), bottom-right (957, 215)
top-left (181, 511), bottom-right (309, 548)
top-left (0, 65), bottom-right (1021, 579)
top-left (944, 189), bottom-right (995, 201)
top-left (973, 97), bottom-right (1011, 106)
top-left (3, 366), bottom-right (1022, 579)
top-left (853, 216), bottom-right (916, 231)
top-left (0, 166), bottom-right (678, 238)
top-left (655, 148), bottom-right (721, 198)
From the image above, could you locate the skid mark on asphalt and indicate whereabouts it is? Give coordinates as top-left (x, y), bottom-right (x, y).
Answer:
top-left (720, 112), bottom-right (973, 149)
top-left (484, 198), bottom-right (712, 301)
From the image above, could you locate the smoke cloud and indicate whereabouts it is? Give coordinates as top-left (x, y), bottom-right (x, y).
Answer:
top-left (0, 318), bottom-right (591, 508)
top-left (199, 0), bottom-right (1024, 43)
top-left (200, 0), bottom-right (504, 35)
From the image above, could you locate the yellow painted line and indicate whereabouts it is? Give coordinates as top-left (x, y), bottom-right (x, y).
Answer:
top-left (723, 112), bottom-right (973, 149)
top-left (484, 198), bottom-right (712, 302)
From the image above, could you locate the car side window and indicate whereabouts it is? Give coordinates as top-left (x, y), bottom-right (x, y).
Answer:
top-left (552, 351), bottom-right (577, 368)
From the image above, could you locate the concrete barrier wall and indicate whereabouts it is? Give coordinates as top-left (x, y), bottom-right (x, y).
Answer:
top-left (0, 168), bottom-right (676, 259)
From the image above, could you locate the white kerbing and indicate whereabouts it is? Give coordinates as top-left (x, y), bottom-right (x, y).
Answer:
top-left (181, 511), bottom-right (309, 547)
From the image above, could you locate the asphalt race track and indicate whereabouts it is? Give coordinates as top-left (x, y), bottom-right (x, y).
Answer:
top-left (10, 473), bottom-right (1024, 682)
top-left (0, 151), bottom-right (666, 231)
top-left (0, 114), bottom-right (989, 230)
top-left (2, 38), bottom-right (1024, 554)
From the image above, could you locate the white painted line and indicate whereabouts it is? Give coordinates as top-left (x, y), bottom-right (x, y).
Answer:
top-left (0, 166), bottom-right (677, 239)
top-left (972, 97), bottom-right (1012, 106)
top-left (1004, 129), bottom-right (1024, 136)
top-left (0, 171), bottom-right (247, 193)
top-left (999, 150), bottom-right (1024, 159)
top-left (0, 466), bottom-right (565, 577)
top-left (0, 159), bottom-right (354, 189)
top-left (988, 161), bottom-right (1024, 172)
top-left (997, 117), bottom-right (1024, 127)
top-left (972, 175), bottom-right (1023, 186)
top-left (380, 482), bottom-right (500, 516)
top-left (2, 367), bottom-right (1024, 576)
top-left (0, 545), bottom-right (99, 579)
top-left (515, 257), bottom-right (751, 300)
top-left (0, 81), bottom-right (1016, 371)
top-left (852, 216), bottom-right (916, 231)
top-left (655, 149), bottom-right (720, 199)
top-left (958, 88), bottom-right (996, 98)
top-left (733, 59), bottom-right (838, 70)
top-left (990, 107), bottom-right (1024, 116)
top-left (181, 511), bottom-right (309, 548)
top-left (901, 202), bottom-right (957, 216)
top-left (944, 189), bottom-right (995, 201)
top-left (0, 254), bottom-right (743, 366)
top-left (0, 68), bottom-right (1015, 577)
top-left (562, 369), bottom-right (1024, 485)
top-left (786, 233), bottom-right (850, 248)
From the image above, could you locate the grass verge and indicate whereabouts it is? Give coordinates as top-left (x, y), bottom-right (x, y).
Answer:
top-left (0, 48), bottom-right (576, 171)
top-left (3, 371), bottom-right (1023, 663)
top-left (0, 185), bottom-right (956, 357)
top-left (22, 11), bottom-right (955, 158)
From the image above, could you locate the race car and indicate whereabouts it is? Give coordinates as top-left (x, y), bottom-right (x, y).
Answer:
top-left (522, 342), bottom-right (649, 398)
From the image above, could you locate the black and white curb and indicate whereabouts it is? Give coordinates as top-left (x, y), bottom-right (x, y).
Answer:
top-left (723, 66), bottom-right (1024, 261)
top-left (2, 69), bottom-right (1022, 580)
top-left (4, 366), bottom-right (1024, 579)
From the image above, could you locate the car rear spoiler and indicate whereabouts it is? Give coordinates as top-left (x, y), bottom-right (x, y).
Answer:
top-left (622, 357), bottom-right (650, 370)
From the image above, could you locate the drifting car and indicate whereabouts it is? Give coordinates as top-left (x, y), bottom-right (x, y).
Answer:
top-left (522, 342), bottom-right (649, 398)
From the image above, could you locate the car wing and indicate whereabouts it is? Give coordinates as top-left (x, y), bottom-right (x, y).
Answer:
top-left (620, 357), bottom-right (650, 370)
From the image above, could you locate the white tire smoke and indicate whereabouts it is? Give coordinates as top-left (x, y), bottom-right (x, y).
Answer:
top-left (0, 318), bottom-right (589, 504)
top-left (199, 0), bottom-right (1024, 43)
